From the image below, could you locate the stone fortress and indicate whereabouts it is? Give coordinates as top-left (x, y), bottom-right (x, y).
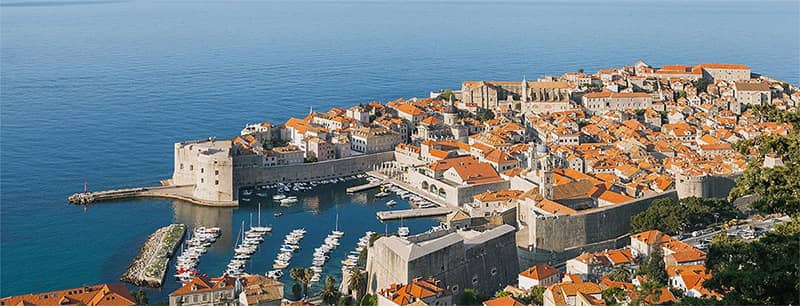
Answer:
top-left (166, 137), bottom-right (394, 205)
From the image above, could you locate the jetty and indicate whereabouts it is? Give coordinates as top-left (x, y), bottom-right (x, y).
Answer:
top-left (121, 224), bottom-right (186, 288)
top-left (346, 180), bottom-right (384, 193)
top-left (376, 207), bottom-right (454, 221)
top-left (67, 185), bottom-right (237, 207)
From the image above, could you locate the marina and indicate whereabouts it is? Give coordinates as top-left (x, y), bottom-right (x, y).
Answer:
top-left (173, 226), bottom-right (221, 281)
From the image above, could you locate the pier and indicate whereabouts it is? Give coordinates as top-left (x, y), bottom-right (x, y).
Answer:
top-left (376, 207), bottom-right (454, 221)
top-left (121, 224), bottom-right (185, 288)
top-left (346, 180), bottom-right (385, 193)
top-left (67, 185), bottom-right (237, 207)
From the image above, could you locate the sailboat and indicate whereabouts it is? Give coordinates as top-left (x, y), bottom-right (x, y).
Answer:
top-left (251, 203), bottom-right (272, 232)
top-left (332, 213), bottom-right (344, 237)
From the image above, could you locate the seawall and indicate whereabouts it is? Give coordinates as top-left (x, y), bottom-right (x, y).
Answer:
top-left (232, 151), bottom-right (394, 188)
top-left (121, 224), bottom-right (185, 288)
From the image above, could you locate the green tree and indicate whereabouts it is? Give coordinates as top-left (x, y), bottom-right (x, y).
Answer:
top-left (631, 197), bottom-right (737, 235)
top-left (460, 288), bottom-right (484, 305)
top-left (636, 236), bottom-right (668, 286)
top-left (630, 281), bottom-right (665, 306)
top-left (338, 296), bottom-right (353, 306)
top-left (321, 276), bottom-right (342, 306)
top-left (730, 130), bottom-right (800, 215)
top-left (630, 198), bottom-right (685, 234)
top-left (359, 294), bottom-right (377, 306)
top-left (703, 215), bottom-right (800, 305)
top-left (348, 268), bottom-right (367, 303)
top-left (131, 290), bottom-right (149, 305)
top-left (526, 286), bottom-right (546, 305)
top-left (494, 290), bottom-right (511, 298)
top-left (601, 287), bottom-right (625, 306)
top-left (291, 283), bottom-right (303, 301)
top-left (290, 267), bottom-right (315, 298)
top-left (437, 89), bottom-right (455, 101)
top-left (605, 265), bottom-right (633, 282)
top-left (476, 109), bottom-right (495, 122)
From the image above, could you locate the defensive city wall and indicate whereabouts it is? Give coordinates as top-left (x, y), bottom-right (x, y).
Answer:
top-left (232, 151), bottom-right (394, 187)
top-left (518, 190), bottom-right (678, 266)
top-left (170, 138), bottom-right (394, 204)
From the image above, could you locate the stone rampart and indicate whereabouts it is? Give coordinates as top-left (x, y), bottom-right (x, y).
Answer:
top-left (520, 190), bottom-right (678, 266)
top-left (232, 151), bottom-right (394, 188)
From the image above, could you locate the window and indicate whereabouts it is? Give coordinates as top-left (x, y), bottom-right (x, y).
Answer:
top-left (180, 164), bottom-right (184, 170)
top-left (215, 180), bottom-right (219, 185)
top-left (190, 165), bottom-right (194, 171)
top-left (215, 170), bottom-right (219, 175)
top-left (201, 168), bottom-right (204, 173)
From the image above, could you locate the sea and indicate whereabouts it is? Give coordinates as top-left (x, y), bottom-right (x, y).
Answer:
top-left (1, 0), bottom-right (798, 301)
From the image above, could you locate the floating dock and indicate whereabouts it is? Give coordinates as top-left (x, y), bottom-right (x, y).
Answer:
top-left (121, 224), bottom-right (185, 288)
top-left (376, 207), bottom-right (454, 221)
top-left (346, 180), bottom-right (384, 193)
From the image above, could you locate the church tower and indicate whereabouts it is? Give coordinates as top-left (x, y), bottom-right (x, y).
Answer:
top-left (443, 95), bottom-right (459, 126)
top-left (520, 74), bottom-right (529, 102)
top-left (536, 143), bottom-right (553, 200)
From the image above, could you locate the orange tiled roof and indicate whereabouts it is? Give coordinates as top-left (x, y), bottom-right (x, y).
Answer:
top-left (520, 263), bottom-right (561, 280)
top-left (483, 296), bottom-right (525, 306)
top-left (378, 278), bottom-right (447, 306)
top-left (396, 103), bottom-right (425, 116)
top-left (1, 284), bottom-right (136, 306)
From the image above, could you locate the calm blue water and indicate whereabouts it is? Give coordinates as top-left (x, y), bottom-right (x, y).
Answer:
top-left (1, 0), bottom-right (798, 301)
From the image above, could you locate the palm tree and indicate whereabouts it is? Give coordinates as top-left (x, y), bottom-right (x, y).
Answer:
top-left (348, 268), bottom-right (367, 302)
top-left (320, 276), bottom-right (342, 305)
top-left (290, 267), bottom-right (315, 298)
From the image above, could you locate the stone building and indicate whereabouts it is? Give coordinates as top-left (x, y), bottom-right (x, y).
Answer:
top-left (169, 275), bottom-right (239, 306)
top-left (365, 225), bottom-right (519, 301)
top-left (581, 91), bottom-right (653, 114)
top-left (405, 156), bottom-right (510, 207)
top-left (351, 126), bottom-right (403, 154)
top-left (172, 139), bottom-right (236, 203)
top-left (697, 63), bottom-right (751, 82)
top-left (460, 80), bottom-right (573, 112)
top-left (734, 81), bottom-right (771, 105)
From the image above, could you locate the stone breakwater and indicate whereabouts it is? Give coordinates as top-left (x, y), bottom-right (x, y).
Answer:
top-left (121, 224), bottom-right (186, 288)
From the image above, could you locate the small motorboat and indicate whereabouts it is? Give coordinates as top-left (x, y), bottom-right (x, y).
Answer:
top-left (241, 197), bottom-right (251, 202)
top-left (273, 194), bottom-right (287, 201)
top-left (398, 226), bottom-right (410, 237)
top-left (386, 200), bottom-right (397, 207)
top-left (280, 196), bottom-right (298, 205)
top-left (375, 191), bottom-right (391, 198)
top-left (274, 212), bottom-right (283, 217)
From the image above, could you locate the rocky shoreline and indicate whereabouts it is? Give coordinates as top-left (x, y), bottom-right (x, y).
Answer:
top-left (121, 224), bottom-right (186, 288)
